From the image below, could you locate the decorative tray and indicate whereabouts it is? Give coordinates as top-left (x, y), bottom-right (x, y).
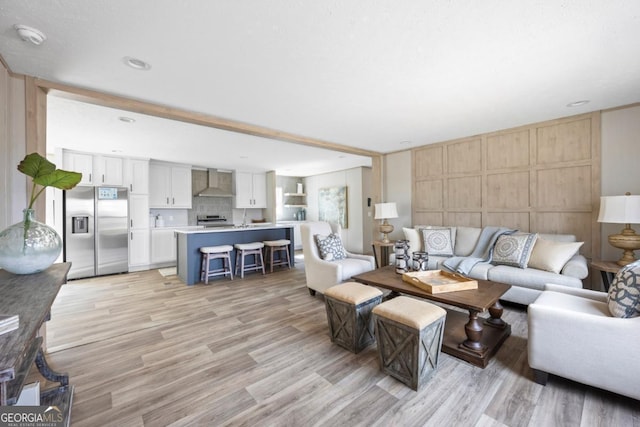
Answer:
top-left (402, 270), bottom-right (478, 294)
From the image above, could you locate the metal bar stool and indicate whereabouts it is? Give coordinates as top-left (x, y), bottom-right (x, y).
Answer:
top-left (234, 242), bottom-right (265, 278)
top-left (200, 245), bottom-right (234, 283)
top-left (262, 239), bottom-right (292, 273)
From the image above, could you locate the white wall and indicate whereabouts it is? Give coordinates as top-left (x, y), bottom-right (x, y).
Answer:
top-left (600, 105), bottom-right (640, 261)
top-left (305, 167), bottom-right (371, 253)
top-left (0, 64), bottom-right (27, 229)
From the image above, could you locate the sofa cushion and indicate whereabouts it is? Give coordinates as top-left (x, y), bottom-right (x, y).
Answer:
top-left (607, 260), bottom-right (640, 318)
top-left (335, 258), bottom-right (376, 280)
top-left (528, 238), bottom-right (583, 274)
top-left (314, 233), bottom-right (346, 261)
top-left (492, 233), bottom-right (538, 269)
top-left (421, 228), bottom-right (454, 256)
top-left (488, 265), bottom-right (583, 291)
top-left (454, 226), bottom-right (482, 256)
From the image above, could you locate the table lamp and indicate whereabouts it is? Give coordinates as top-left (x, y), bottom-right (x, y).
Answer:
top-left (374, 202), bottom-right (398, 243)
top-left (597, 192), bottom-right (640, 266)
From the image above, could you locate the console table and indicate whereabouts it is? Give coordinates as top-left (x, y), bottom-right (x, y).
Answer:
top-left (0, 263), bottom-right (72, 425)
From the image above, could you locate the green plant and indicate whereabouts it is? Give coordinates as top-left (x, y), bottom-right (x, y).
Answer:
top-left (18, 152), bottom-right (82, 210)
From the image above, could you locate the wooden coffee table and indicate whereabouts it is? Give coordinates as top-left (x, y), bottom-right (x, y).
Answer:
top-left (352, 266), bottom-right (511, 368)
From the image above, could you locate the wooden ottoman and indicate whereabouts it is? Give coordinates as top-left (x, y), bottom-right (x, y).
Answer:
top-left (324, 282), bottom-right (383, 353)
top-left (373, 296), bottom-right (446, 391)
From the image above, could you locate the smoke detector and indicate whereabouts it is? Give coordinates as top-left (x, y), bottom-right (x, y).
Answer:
top-left (14, 25), bottom-right (47, 45)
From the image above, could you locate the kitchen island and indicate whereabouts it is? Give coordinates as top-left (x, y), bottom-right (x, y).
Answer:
top-left (175, 225), bottom-right (295, 285)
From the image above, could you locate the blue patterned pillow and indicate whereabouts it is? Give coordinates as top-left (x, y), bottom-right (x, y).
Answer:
top-left (314, 233), bottom-right (346, 261)
top-left (492, 233), bottom-right (538, 269)
top-left (608, 260), bottom-right (640, 318)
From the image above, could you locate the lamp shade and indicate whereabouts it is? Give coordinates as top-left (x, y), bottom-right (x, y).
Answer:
top-left (374, 202), bottom-right (398, 220)
top-left (597, 195), bottom-right (640, 224)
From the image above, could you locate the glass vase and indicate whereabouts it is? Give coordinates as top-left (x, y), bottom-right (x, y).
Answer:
top-left (0, 209), bottom-right (62, 275)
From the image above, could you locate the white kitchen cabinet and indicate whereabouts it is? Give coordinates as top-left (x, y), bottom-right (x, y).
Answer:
top-left (235, 171), bottom-right (266, 208)
top-left (128, 194), bottom-right (150, 270)
top-left (129, 229), bottom-right (150, 268)
top-left (125, 158), bottom-right (149, 194)
top-left (151, 229), bottom-right (177, 265)
top-left (149, 162), bottom-right (192, 208)
top-left (63, 151), bottom-right (94, 186)
top-left (129, 194), bottom-right (149, 229)
top-left (278, 221), bottom-right (303, 250)
top-left (95, 155), bottom-right (123, 186)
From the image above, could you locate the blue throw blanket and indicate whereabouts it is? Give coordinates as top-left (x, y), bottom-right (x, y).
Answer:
top-left (442, 226), bottom-right (515, 275)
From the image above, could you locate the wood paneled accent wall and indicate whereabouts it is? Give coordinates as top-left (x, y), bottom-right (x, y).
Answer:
top-left (412, 112), bottom-right (601, 259)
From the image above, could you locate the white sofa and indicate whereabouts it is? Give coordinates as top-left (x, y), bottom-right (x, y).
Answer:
top-left (300, 221), bottom-right (376, 296)
top-left (401, 225), bottom-right (589, 305)
top-left (528, 284), bottom-right (640, 400)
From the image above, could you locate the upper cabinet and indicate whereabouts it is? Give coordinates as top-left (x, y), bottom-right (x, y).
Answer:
top-left (62, 150), bottom-right (124, 186)
top-left (235, 171), bottom-right (266, 208)
top-left (63, 151), bottom-right (94, 186)
top-left (125, 158), bottom-right (150, 194)
top-left (149, 162), bottom-right (192, 208)
top-left (94, 155), bottom-right (123, 186)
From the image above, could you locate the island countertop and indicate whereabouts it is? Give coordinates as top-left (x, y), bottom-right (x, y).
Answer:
top-left (174, 224), bottom-right (290, 234)
top-left (176, 224), bottom-right (295, 285)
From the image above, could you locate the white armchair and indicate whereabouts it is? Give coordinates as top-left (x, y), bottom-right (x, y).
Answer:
top-left (528, 283), bottom-right (640, 400)
top-left (300, 221), bottom-right (375, 296)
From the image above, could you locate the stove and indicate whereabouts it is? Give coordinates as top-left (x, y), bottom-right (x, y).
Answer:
top-left (196, 215), bottom-right (231, 228)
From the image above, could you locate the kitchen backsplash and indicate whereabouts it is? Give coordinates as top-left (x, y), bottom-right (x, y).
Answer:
top-left (149, 209), bottom-right (189, 228)
top-left (188, 196), bottom-right (233, 225)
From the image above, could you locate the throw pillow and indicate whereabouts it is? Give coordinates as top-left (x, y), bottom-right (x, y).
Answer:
top-left (528, 239), bottom-right (584, 274)
top-left (492, 233), bottom-right (538, 269)
top-left (403, 227), bottom-right (421, 254)
top-left (607, 260), bottom-right (640, 318)
top-left (314, 233), bottom-right (346, 261)
top-left (421, 228), bottom-right (454, 257)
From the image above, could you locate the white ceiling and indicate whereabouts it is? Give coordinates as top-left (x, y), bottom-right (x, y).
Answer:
top-left (1, 1), bottom-right (639, 175)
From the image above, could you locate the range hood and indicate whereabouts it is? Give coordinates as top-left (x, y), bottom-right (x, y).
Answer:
top-left (197, 169), bottom-right (234, 197)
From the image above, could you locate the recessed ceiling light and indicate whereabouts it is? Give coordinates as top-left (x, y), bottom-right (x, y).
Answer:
top-left (240, 156), bottom-right (249, 159)
top-left (118, 116), bottom-right (135, 123)
top-left (14, 24), bottom-right (47, 45)
top-left (399, 140), bottom-right (412, 145)
top-left (566, 100), bottom-right (590, 107)
top-left (123, 56), bottom-right (151, 70)
top-left (338, 155), bottom-right (346, 159)
top-left (111, 149), bottom-right (123, 153)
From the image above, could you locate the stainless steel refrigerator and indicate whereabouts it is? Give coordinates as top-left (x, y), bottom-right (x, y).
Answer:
top-left (64, 186), bottom-right (129, 279)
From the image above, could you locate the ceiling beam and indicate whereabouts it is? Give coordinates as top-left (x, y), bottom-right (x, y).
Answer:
top-left (36, 78), bottom-right (381, 158)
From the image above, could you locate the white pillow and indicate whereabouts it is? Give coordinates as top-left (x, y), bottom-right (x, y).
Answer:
top-left (421, 228), bottom-right (454, 256)
top-left (492, 233), bottom-right (538, 269)
top-left (528, 238), bottom-right (583, 274)
top-left (403, 227), bottom-right (421, 254)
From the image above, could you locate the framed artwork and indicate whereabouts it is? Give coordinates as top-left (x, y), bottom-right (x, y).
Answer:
top-left (318, 186), bottom-right (348, 228)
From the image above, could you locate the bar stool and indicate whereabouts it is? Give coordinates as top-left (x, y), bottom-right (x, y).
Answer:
top-left (200, 245), bottom-right (234, 283)
top-left (263, 239), bottom-right (292, 273)
top-left (234, 242), bottom-right (266, 278)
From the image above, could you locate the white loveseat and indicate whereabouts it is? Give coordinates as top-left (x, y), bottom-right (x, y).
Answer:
top-left (300, 221), bottom-right (376, 296)
top-left (401, 225), bottom-right (589, 305)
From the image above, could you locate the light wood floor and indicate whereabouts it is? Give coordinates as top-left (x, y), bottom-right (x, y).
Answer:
top-left (37, 260), bottom-right (639, 427)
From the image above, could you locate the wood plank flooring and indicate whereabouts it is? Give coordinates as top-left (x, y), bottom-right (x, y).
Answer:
top-left (36, 260), bottom-right (639, 426)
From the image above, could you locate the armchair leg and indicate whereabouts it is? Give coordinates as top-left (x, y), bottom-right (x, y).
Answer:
top-left (532, 368), bottom-right (549, 385)
top-left (308, 288), bottom-right (316, 296)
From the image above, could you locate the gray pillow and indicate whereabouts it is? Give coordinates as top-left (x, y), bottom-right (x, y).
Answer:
top-left (314, 233), bottom-right (347, 261)
top-left (608, 260), bottom-right (640, 318)
top-left (421, 228), bottom-right (454, 257)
